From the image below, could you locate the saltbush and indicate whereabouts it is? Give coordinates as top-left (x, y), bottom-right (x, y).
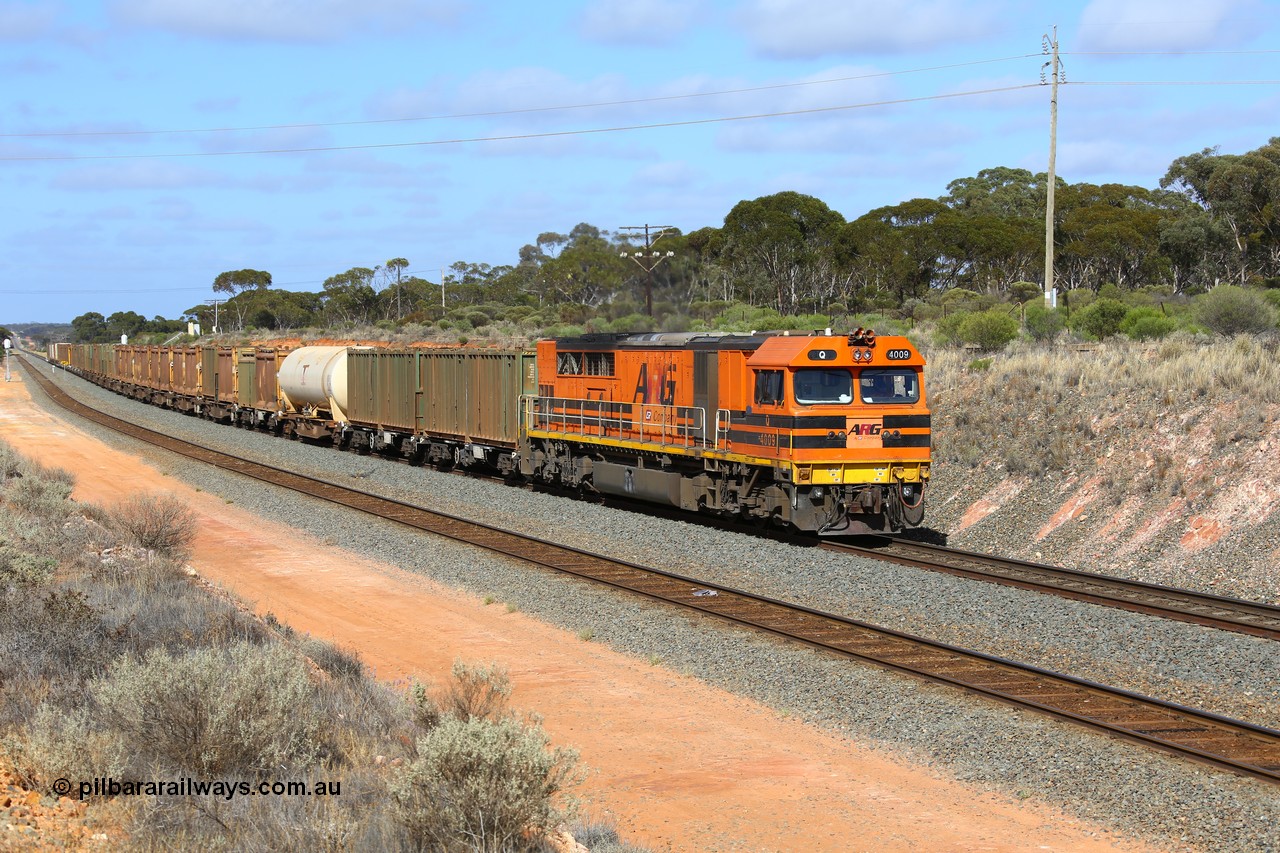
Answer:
top-left (94, 641), bottom-right (328, 776)
top-left (1193, 285), bottom-right (1278, 335)
top-left (390, 716), bottom-right (580, 853)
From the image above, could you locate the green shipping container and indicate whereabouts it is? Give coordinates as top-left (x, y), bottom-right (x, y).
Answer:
top-left (346, 349), bottom-right (420, 432)
top-left (343, 348), bottom-right (536, 446)
top-left (236, 348), bottom-right (257, 406)
top-left (419, 349), bottom-right (537, 447)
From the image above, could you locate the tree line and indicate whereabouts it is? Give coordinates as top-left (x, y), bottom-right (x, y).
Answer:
top-left (70, 136), bottom-right (1280, 342)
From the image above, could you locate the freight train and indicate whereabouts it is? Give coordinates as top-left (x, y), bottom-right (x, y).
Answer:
top-left (49, 329), bottom-right (930, 535)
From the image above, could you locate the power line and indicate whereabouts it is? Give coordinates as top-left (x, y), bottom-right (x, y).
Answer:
top-left (0, 54), bottom-right (1038, 140)
top-left (0, 84), bottom-right (1042, 162)
top-left (1063, 49), bottom-right (1280, 56)
top-left (1069, 79), bottom-right (1280, 86)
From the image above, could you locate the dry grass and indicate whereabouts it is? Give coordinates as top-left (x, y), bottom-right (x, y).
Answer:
top-left (928, 335), bottom-right (1280, 479)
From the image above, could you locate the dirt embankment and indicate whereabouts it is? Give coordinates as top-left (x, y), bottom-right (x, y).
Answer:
top-left (925, 336), bottom-right (1280, 603)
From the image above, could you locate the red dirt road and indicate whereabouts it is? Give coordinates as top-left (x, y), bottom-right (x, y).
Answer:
top-left (0, 372), bottom-right (1154, 852)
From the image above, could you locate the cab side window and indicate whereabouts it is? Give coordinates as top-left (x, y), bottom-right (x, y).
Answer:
top-left (754, 369), bottom-right (784, 406)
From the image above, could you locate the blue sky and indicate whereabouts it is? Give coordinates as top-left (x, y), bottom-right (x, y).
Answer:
top-left (2, 0), bottom-right (1277, 323)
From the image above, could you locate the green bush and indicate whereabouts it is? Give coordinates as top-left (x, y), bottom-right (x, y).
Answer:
top-left (932, 312), bottom-right (968, 347)
top-left (1120, 307), bottom-right (1177, 340)
top-left (1063, 288), bottom-right (1096, 313)
top-left (609, 313), bottom-right (652, 334)
top-left (94, 641), bottom-right (328, 776)
top-left (0, 545), bottom-right (56, 587)
top-left (1194, 285), bottom-right (1278, 335)
top-left (390, 716), bottom-right (580, 853)
top-left (1023, 302), bottom-right (1065, 342)
top-left (713, 304), bottom-right (785, 332)
top-left (1071, 297), bottom-right (1129, 339)
top-left (957, 309), bottom-right (1018, 351)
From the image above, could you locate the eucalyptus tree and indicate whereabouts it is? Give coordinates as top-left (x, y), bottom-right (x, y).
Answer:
top-left (1162, 138), bottom-right (1280, 283)
top-left (212, 268), bottom-right (273, 330)
top-left (322, 267), bottom-right (378, 326)
top-left (721, 191), bottom-right (846, 314)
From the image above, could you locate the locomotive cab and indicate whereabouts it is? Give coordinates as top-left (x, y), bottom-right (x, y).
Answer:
top-left (743, 330), bottom-right (930, 534)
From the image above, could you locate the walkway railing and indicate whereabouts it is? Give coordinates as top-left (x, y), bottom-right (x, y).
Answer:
top-left (523, 396), bottom-right (729, 450)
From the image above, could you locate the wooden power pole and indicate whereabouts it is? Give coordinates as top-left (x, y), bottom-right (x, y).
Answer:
top-left (619, 224), bottom-right (676, 317)
top-left (1043, 26), bottom-right (1063, 307)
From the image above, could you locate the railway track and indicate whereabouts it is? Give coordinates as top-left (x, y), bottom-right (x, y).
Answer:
top-left (825, 538), bottom-right (1280, 641)
top-left (21, 355), bottom-right (1280, 786)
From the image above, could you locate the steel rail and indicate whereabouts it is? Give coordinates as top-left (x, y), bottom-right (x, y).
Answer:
top-left (824, 538), bottom-right (1280, 641)
top-left (20, 355), bottom-right (1280, 785)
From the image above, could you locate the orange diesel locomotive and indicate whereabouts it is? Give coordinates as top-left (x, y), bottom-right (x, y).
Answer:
top-left (521, 329), bottom-right (929, 534)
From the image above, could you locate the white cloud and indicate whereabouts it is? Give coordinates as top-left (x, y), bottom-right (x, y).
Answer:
top-left (0, 1), bottom-right (60, 40)
top-left (737, 0), bottom-right (1004, 59)
top-left (1076, 0), bottom-right (1257, 51)
top-left (51, 161), bottom-right (227, 191)
top-left (578, 0), bottom-right (702, 46)
top-left (110, 0), bottom-right (463, 42)
top-left (631, 159), bottom-right (696, 187)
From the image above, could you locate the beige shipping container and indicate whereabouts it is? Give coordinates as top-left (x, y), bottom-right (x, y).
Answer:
top-left (201, 346), bottom-right (237, 403)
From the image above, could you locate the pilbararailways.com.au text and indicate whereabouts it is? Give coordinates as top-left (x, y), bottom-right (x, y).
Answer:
top-left (58, 777), bottom-right (342, 801)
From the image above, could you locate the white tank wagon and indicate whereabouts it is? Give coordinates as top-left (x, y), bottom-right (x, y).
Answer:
top-left (277, 346), bottom-right (367, 440)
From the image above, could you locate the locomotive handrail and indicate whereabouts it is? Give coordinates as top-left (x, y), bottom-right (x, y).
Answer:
top-left (715, 408), bottom-right (732, 450)
top-left (522, 395), bottom-right (709, 449)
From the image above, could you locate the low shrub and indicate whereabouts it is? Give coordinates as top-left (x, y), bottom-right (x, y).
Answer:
top-left (957, 309), bottom-right (1018, 352)
top-left (1120, 307), bottom-right (1177, 340)
top-left (1023, 302), bottom-right (1065, 342)
top-left (11, 704), bottom-right (132, 793)
top-left (94, 641), bottom-right (328, 776)
top-left (1193, 285), bottom-right (1278, 335)
top-left (443, 659), bottom-right (511, 722)
top-left (4, 475), bottom-right (74, 519)
top-left (111, 493), bottom-right (198, 559)
top-left (390, 715), bottom-right (580, 853)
